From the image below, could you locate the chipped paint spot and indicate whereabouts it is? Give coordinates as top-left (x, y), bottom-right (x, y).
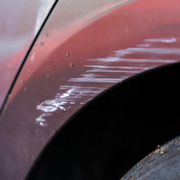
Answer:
top-left (24, 87), bottom-right (28, 92)
top-left (70, 63), bottom-right (74, 68)
top-left (20, 79), bottom-right (24, 84)
top-left (46, 74), bottom-right (50, 79)
top-left (66, 52), bottom-right (70, 57)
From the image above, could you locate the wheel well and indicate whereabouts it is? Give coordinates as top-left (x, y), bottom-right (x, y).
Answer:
top-left (26, 62), bottom-right (180, 180)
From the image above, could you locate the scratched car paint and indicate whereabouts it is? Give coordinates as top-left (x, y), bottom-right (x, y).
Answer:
top-left (0, 0), bottom-right (180, 179)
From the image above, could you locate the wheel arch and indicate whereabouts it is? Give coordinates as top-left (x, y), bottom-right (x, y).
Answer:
top-left (26, 62), bottom-right (180, 180)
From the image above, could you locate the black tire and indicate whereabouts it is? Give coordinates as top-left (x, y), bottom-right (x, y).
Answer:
top-left (120, 135), bottom-right (180, 180)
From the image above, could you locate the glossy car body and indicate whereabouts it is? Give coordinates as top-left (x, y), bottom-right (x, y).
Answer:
top-left (0, 0), bottom-right (180, 179)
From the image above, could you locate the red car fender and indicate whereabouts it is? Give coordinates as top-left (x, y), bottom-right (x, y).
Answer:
top-left (0, 0), bottom-right (180, 179)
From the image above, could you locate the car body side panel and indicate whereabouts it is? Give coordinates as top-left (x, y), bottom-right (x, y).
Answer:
top-left (0, 0), bottom-right (180, 179)
top-left (0, 0), bottom-right (56, 108)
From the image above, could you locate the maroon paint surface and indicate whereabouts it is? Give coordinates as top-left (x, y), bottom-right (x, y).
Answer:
top-left (0, 0), bottom-right (55, 108)
top-left (0, 0), bottom-right (180, 179)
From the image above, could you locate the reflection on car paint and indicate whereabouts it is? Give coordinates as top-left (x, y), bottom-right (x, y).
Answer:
top-left (30, 52), bottom-right (36, 61)
top-left (0, 0), bottom-right (56, 108)
top-left (34, 0), bottom-right (56, 35)
top-left (36, 37), bottom-right (179, 126)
